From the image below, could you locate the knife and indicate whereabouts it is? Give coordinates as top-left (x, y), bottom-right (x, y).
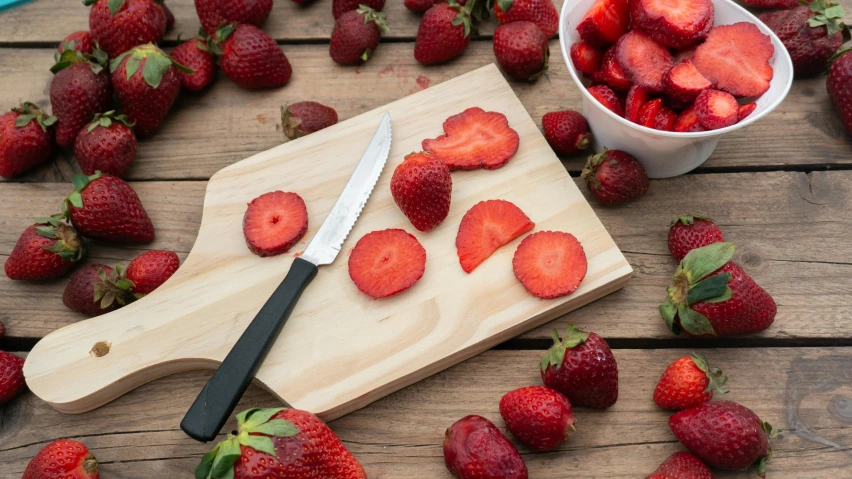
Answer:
top-left (180, 113), bottom-right (393, 443)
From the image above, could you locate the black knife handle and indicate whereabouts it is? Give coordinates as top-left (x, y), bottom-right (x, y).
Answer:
top-left (180, 257), bottom-right (318, 442)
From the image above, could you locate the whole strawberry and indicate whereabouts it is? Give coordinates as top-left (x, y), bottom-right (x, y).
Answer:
top-left (493, 21), bottom-right (549, 81)
top-left (407, 0), bottom-right (464, 13)
top-left (111, 44), bottom-right (187, 137)
top-left (581, 149), bottom-right (649, 205)
top-left (670, 401), bottom-right (777, 475)
top-left (499, 386), bottom-right (575, 450)
top-left (759, 3), bottom-right (845, 77)
top-left (414, 3), bottom-right (474, 65)
top-left (195, 0), bottom-right (273, 35)
top-left (541, 324), bottom-right (618, 409)
top-left (5, 217), bottom-right (84, 281)
top-left (126, 250), bottom-right (180, 295)
top-left (542, 110), bottom-right (591, 155)
top-left (494, 0), bottom-right (559, 38)
top-left (0, 351), bottom-right (26, 404)
top-left (281, 101), bottom-right (339, 139)
top-left (443, 415), bottom-right (528, 479)
top-left (58, 31), bottom-right (94, 54)
top-left (74, 111), bottom-right (137, 177)
top-left (0, 103), bottom-right (56, 179)
top-left (85, 0), bottom-right (167, 57)
top-left (333, 0), bottom-right (385, 19)
top-left (210, 24), bottom-right (292, 88)
top-left (196, 408), bottom-right (367, 478)
top-left (63, 264), bottom-right (133, 317)
top-left (50, 48), bottom-right (112, 148)
top-left (660, 242), bottom-right (777, 337)
top-left (827, 49), bottom-right (852, 135)
top-left (64, 172), bottom-right (155, 243)
top-left (645, 452), bottom-right (713, 479)
top-left (654, 353), bottom-right (728, 410)
top-left (391, 152), bottom-right (452, 232)
top-left (23, 439), bottom-right (100, 479)
top-left (170, 37), bottom-right (217, 91)
top-left (668, 215), bottom-right (724, 262)
top-left (330, 6), bottom-right (390, 65)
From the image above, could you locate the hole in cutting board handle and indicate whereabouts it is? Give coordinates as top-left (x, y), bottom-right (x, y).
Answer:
top-left (90, 341), bottom-right (111, 358)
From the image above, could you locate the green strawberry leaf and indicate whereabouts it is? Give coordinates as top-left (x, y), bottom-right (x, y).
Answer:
top-left (540, 325), bottom-right (588, 371)
top-left (195, 446), bottom-right (218, 479)
top-left (679, 242), bottom-right (734, 284)
top-left (35, 225), bottom-right (59, 239)
top-left (824, 5), bottom-right (844, 18)
top-left (497, 0), bottom-right (513, 10)
top-left (108, 0), bottom-right (126, 15)
top-left (142, 53), bottom-right (173, 88)
top-left (211, 439), bottom-right (241, 478)
top-left (14, 114), bottom-right (35, 128)
top-left (692, 353), bottom-right (729, 394)
top-left (125, 55), bottom-right (143, 80)
top-left (236, 435), bottom-right (277, 456)
top-left (109, 51), bottom-right (131, 73)
top-left (235, 408), bottom-right (261, 426)
top-left (659, 298), bottom-right (679, 334)
top-left (687, 272), bottom-right (732, 304)
top-left (72, 173), bottom-right (91, 192)
top-left (248, 419), bottom-right (299, 437)
top-left (68, 191), bottom-right (84, 209)
top-left (676, 304), bottom-right (716, 336)
top-left (173, 59), bottom-right (196, 74)
top-left (239, 407), bottom-right (285, 430)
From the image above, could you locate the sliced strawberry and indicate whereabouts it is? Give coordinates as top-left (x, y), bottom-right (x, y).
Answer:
top-left (587, 84), bottom-right (624, 116)
top-left (653, 107), bottom-right (678, 131)
top-left (694, 89), bottom-right (739, 130)
top-left (738, 102), bottom-right (757, 121)
top-left (625, 85), bottom-right (651, 122)
top-left (348, 228), bottom-right (426, 299)
top-left (243, 191), bottom-right (308, 257)
top-left (693, 23), bottom-right (774, 98)
top-left (637, 98), bottom-right (664, 127)
top-left (512, 231), bottom-right (588, 299)
top-left (597, 46), bottom-right (632, 92)
top-left (456, 200), bottom-right (535, 273)
top-left (630, 0), bottom-right (713, 49)
top-left (576, 0), bottom-right (630, 47)
top-left (664, 60), bottom-right (712, 103)
top-left (570, 42), bottom-right (602, 75)
top-left (673, 105), bottom-right (706, 132)
top-left (615, 30), bottom-right (674, 92)
top-left (422, 107), bottom-right (520, 170)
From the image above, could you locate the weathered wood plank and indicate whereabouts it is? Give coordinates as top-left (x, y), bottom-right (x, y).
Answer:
top-left (1, 171), bottom-right (850, 341)
top-left (0, 348), bottom-right (849, 478)
top-left (0, 44), bottom-right (848, 184)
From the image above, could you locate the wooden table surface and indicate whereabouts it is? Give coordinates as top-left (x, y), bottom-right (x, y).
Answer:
top-left (1, 1), bottom-right (851, 477)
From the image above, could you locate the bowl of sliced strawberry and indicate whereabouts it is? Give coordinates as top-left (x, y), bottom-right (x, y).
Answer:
top-left (560, 0), bottom-right (793, 178)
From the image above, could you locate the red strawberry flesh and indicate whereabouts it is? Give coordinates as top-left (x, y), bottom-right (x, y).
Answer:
top-left (576, 0), bottom-right (630, 47)
top-left (631, 0), bottom-right (713, 49)
top-left (664, 59), bottom-right (712, 103)
top-left (695, 89), bottom-right (739, 130)
top-left (637, 98), bottom-right (664, 128)
top-left (625, 85), bottom-right (650, 122)
top-left (243, 191), bottom-right (308, 257)
top-left (348, 229), bottom-right (426, 299)
top-left (615, 30), bottom-right (674, 92)
top-left (739, 102), bottom-right (757, 121)
top-left (513, 231), bottom-right (587, 299)
top-left (692, 22), bottom-right (774, 98)
top-left (570, 42), bottom-right (602, 74)
top-left (587, 84), bottom-right (624, 116)
top-left (673, 105), bottom-right (706, 132)
top-left (422, 107), bottom-right (520, 170)
top-left (456, 199), bottom-right (534, 273)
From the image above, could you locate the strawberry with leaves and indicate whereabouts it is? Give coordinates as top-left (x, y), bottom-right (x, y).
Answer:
top-left (0, 102), bottom-right (56, 179)
top-left (50, 46), bottom-right (112, 147)
top-left (63, 263), bottom-right (134, 317)
top-left (86, 0), bottom-right (167, 57)
top-left (208, 24), bottom-right (292, 88)
top-left (5, 215), bottom-right (85, 281)
top-left (74, 111), bottom-right (137, 177)
top-left (415, 0), bottom-right (481, 65)
top-left (63, 172), bottom-right (155, 244)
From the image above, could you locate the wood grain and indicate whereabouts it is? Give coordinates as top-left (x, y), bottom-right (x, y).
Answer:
top-left (2, 348), bottom-right (850, 478)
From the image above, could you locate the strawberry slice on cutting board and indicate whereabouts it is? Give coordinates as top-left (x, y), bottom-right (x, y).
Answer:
top-left (456, 200), bottom-right (534, 273)
top-left (422, 107), bottom-right (520, 170)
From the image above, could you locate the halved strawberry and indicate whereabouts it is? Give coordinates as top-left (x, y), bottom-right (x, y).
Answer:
top-left (615, 30), bottom-right (674, 92)
top-left (576, 0), bottom-right (630, 47)
top-left (693, 23), bottom-right (774, 98)
top-left (637, 98), bottom-right (664, 127)
top-left (664, 60), bottom-right (712, 103)
top-left (588, 84), bottom-right (624, 116)
top-left (631, 0), bottom-right (713, 49)
top-left (738, 102), bottom-right (757, 121)
top-left (625, 85), bottom-right (651, 122)
top-left (597, 46), bottom-right (632, 92)
top-left (673, 106), bottom-right (706, 132)
top-left (456, 200), bottom-right (534, 273)
top-left (422, 107), bottom-right (520, 170)
top-left (570, 42), bottom-right (603, 75)
top-left (694, 89), bottom-right (738, 130)
top-left (654, 107), bottom-right (678, 131)
top-left (243, 191), bottom-right (308, 257)
top-left (348, 228), bottom-right (426, 299)
top-left (513, 231), bottom-right (588, 299)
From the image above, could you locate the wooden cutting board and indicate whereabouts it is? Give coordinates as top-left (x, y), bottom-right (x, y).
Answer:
top-left (24, 64), bottom-right (632, 419)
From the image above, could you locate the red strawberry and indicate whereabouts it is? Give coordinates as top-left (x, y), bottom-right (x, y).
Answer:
top-left (542, 110), bottom-right (591, 155)
top-left (5, 219), bottom-right (84, 281)
top-left (668, 215), bottom-right (724, 261)
top-left (63, 264), bottom-right (133, 317)
top-left (163, 3), bottom-right (175, 31)
top-left (74, 111), bottom-right (137, 177)
top-left (210, 24), bottom-right (292, 88)
top-left (827, 49), bottom-right (852, 135)
top-left (0, 351), bottom-right (26, 405)
top-left (406, 0), bottom-right (467, 13)
top-left (575, 0), bottom-right (629, 47)
top-left (693, 22), bottom-right (774, 98)
top-left (615, 30), bottom-right (674, 92)
top-left (738, 102), bottom-right (757, 121)
top-left (0, 103), bottom-right (56, 179)
top-left (630, 0), bottom-right (713, 49)
top-left (494, 0), bottom-right (559, 39)
top-left (64, 172), bottom-right (155, 244)
top-left (694, 89), bottom-right (738, 130)
top-left (596, 45), bottom-right (632, 92)
top-left (86, 0), bottom-right (167, 57)
top-left (637, 97), bottom-right (664, 128)
top-left (513, 231), bottom-right (587, 299)
top-left (670, 401), bottom-right (777, 475)
top-left (330, 6), bottom-right (389, 65)
top-left (654, 353), bottom-right (728, 410)
top-left (664, 60), bottom-right (712, 104)
top-left (581, 149), bottom-right (649, 205)
top-left (195, 0), bottom-right (273, 36)
top-left (333, 0), bottom-right (385, 19)
top-left (759, 4), bottom-right (845, 77)
top-left (281, 102), bottom-right (339, 140)
top-left (673, 105), bottom-right (705, 132)
top-left (422, 107), bottom-right (520, 170)
top-left (58, 31), bottom-right (94, 54)
top-left (170, 38), bottom-right (217, 91)
top-left (456, 199), bottom-right (534, 273)
top-left (587, 84), bottom-right (624, 116)
top-left (196, 408), bottom-right (366, 479)
top-left (644, 452), bottom-right (713, 479)
top-left (499, 386), bottom-right (576, 450)
top-left (443, 415), bottom-right (528, 479)
top-left (414, 3), bottom-right (473, 65)
top-left (243, 191), bottom-right (308, 257)
top-left (541, 324), bottom-right (618, 409)
top-left (23, 439), bottom-right (100, 479)
top-left (653, 106), bottom-right (677, 131)
top-left (660, 242), bottom-right (777, 337)
top-left (50, 48), bottom-right (112, 148)
top-left (348, 229), bottom-right (426, 298)
top-left (570, 42), bottom-right (602, 74)
top-left (125, 250), bottom-right (180, 295)
top-left (391, 152), bottom-right (453, 232)
top-left (625, 85), bottom-right (650, 123)
top-left (111, 44), bottom-right (186, 138)
top-left (493, 21), bottom-right (550, 81)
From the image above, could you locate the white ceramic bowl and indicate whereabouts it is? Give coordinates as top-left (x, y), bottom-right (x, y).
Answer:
top-left (559, 0), bottom-right (794, 178)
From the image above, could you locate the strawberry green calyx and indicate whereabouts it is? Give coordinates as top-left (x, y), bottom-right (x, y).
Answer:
top-left (670, 214), bottom-right (713, 226)
top-left (804, 0), bottom-right (847, 37)
top-left (580, 149), bottom-right (610, 190)
top-left (110, 43), bottom-right (194, 88)
top-left (660, 242), bottom-right (735, 336)
top-left (540, 323), bottom-right (589, 372)
top-left (691, 352), bottom-right (729, 394)
top-left (450, 0), bottom-right (482, 38)
top-left (63, 171), bottom-right (101, 219)
top-left (756, 420), bottom-right (781, 478)
top-left (207, 23), bottom-right (237, 56)
top-left (358, 5), bottom-right (390, 34)
top-left (51, 45), bottom-right (109, 75)
top-left (12, 102), bottom-right (57, 132)
top-left (87, 110), bottom-right (135, 132)
top-left (195, 408), bottom-right (299, 479)
top-left (94, 264), bottom-right (134, 309)
top-left (33, 214), bottom-right (85, 262)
